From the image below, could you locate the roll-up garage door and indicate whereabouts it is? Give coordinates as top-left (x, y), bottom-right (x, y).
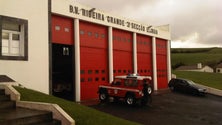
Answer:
top-left (113, 28), bottom-right (133, 76)
top-left (80, 21), bottom-right (108, 100)
top-left (137, 34), bottom-right (152, 76)
top-left (156, 38), bottom-right (168, 89)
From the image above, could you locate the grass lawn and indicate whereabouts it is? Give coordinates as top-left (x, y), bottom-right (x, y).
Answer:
top-left (173, 71), bottom-right (222, 90)
top-left (171, 47), bottom-right (222, 68)
top-left (14, 86), bottom-right (140, 125)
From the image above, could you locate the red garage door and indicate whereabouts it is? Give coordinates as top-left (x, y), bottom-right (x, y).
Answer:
top-left (52, 15), bottom-right (74, 45)
top-left (137, 34), bottom-right (152, 76)
top-left (156, 38), bottom-right (168, 89)
top-left (80, 21), bottom-right (108, 100)
top-left (113, 28), bottom-right (133, 76)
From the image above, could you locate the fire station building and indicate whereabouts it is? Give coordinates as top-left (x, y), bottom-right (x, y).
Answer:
top-left (0, 0), bottom-right (171, 102)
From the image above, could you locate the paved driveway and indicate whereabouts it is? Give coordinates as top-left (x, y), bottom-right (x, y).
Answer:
top-left (90, 92), bottom-right (222, 125)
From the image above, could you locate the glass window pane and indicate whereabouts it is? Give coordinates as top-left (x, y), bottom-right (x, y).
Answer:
top-left (88, 70), bottom-right (93, 74)
top-left (80, 30), bottom-right (84, 35)
top-left (2, 22), bottom-right (20, 31)
top-left (2, 47), bottom-right (9, 54)
top-left (2, 39), bottom-right (9, 47)
top-left (95, 70), bottom-right (99, 74)
top-left (81, 70), bottom-right (85, 74)
top-left (2, 32), bottom-right (9, 39)
top-left (11, 48), bottom-right (20, 55)
top-left (12, 34), bottom-right (20, 40)
top-left (95, 33), bottom-right (99, 38)
top-left (101, 34), bottom-right (105, 38)
top-left (88, 32), bottom-right (92, 36)
top-left (12, 40), bottom-right (19, 48)
top-left (55, 26), bottom-right (60, 31)
top-left (64, 28), bottom-right (69, 32)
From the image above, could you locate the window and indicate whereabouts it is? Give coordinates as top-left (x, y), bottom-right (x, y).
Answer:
top-left (95, 77), bottom-right (99, 81)
top-left (81, 78), bottom-right (85, 82)
top-left (88, 70), bottom-right (93, 74)
top-left (88, 31), bottom-right (92, 36)
top-left (0, 15), bottom-right (28, 60)
top-left (102, 77), bottom-right (105, 81)
top-left (88, 78), bottom-right (92, 82)
top-left (81, 70), bottom-right (85, 74)
top-left (95, 70), bottom-right (99, 74)
top-left (113, 78), bottom-right (121, 85)
top-left (124, 79), bottom-right (138, 87)
top-left (80, 30), bottom-right (84, 35)
top-left (101, 34), bottom-right (105, 38)
top-left (64, 27), bottom-right (69, 32)
top-left (55, 26), bottom-right (60, 31)
top-left (95, 33), bottom-right (99, 38)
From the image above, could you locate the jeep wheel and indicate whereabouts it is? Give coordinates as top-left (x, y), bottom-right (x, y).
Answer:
top-left (147, 86), bottom-right (152, 95)
top-left (125, 95), bottom-right (135, 106)
top-left (99, 91), bottom-right (108, 102)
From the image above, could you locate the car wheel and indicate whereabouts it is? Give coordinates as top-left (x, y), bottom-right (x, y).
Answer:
top-left (99, 91), bottom-right (108, 102)
top-left (125, 94), bottom-right (136, 106)
top-left (169, 86), bottom-right (175, 91)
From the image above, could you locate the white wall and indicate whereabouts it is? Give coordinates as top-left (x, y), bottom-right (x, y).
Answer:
top-left (187, 66), bottom-right (214, 73)
top-left (201, 66), bottom-right (214, 73)
top-left (52, 0), bottom-right (170, 40)
top-left (0, 0), bottom-right (49, 94)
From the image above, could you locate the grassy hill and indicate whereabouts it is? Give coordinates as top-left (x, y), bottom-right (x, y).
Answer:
top-left (171, 47), bottom-right (222, 90)
top-left (171, 47), bottom-right (222, 69)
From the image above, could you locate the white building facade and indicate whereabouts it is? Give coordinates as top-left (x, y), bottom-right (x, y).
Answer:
top-left (0, 0), bottom-right (171, 102)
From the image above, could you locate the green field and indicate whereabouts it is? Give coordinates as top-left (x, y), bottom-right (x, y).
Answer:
top-left (171, 47), bottom-right (222, 90)
top-left (14, 86), bottom-right (140, 125)
top-left (172, 71), bottom-right (222, 90)
top-left (171, 47), bottom-right (222, 69)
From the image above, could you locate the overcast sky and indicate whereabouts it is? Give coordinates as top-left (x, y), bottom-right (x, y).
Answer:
top-left (78, 0), bottom-right (222, 48)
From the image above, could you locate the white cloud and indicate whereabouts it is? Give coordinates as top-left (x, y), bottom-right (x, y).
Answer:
top-left (78, 0), bottom-right (222, 48)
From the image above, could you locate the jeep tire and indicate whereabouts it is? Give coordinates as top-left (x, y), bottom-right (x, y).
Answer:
top-left (147, 86), bottom-right (152, 95)
top-left (125, 94), bottom-right (136, 106)
top-left (99, 90), bottom-right (108, 102)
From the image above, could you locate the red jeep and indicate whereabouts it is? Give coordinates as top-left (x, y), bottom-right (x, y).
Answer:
top-left (98, 74), bottom-right (152, 106)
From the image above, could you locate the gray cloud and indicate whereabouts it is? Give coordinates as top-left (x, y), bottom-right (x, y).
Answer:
top-left (79, 0), bottom-right (222, 47)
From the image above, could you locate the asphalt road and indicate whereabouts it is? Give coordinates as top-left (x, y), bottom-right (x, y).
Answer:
top-left (90, 92), bottom-right (222, 125)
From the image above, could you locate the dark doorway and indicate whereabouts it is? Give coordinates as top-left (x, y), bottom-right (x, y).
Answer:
top-left (52, 43), bottom-right (74, 101)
